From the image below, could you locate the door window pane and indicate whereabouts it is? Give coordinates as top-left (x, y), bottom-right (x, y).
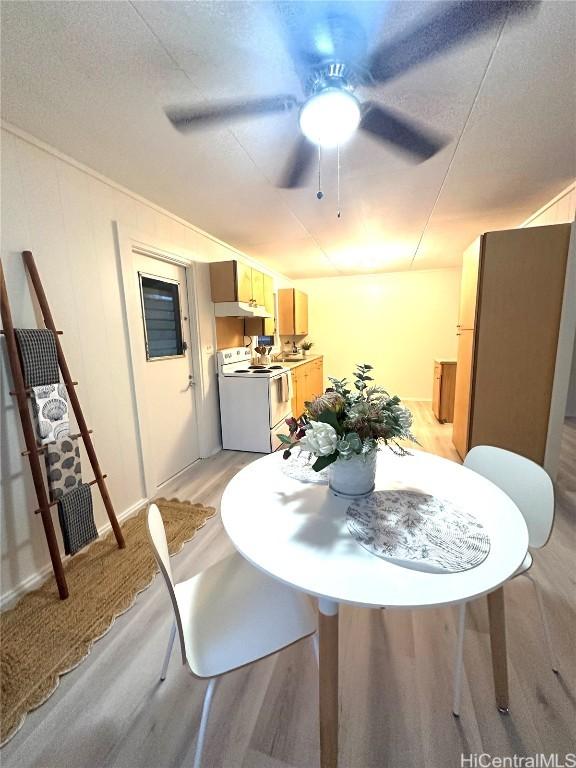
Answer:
top-left (139, 274), bottom-right (184, 360)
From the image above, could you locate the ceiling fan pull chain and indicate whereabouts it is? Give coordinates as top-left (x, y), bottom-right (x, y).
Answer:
top-left (337, 144), bottom-right (341, 219)
top-left (316, 145), bottom-right (324, 200)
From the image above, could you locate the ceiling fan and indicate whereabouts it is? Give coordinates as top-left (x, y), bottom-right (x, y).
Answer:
top-left (165, 1), bottom-right (538, 188)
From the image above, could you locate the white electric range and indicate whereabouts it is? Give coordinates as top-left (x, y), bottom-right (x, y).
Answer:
top-left (217, 347), bottom-right (293, 453)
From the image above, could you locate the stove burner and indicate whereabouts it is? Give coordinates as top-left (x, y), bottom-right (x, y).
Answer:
top-left (234, 369), bottom-right (250, 373)
top-left (253, 368), bottom-right (272, 373)
top-left (269, 365), bottom-right (283, 369)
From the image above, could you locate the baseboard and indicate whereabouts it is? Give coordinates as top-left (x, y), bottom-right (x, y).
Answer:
top-left (0, 496), bottom-right (148, 611)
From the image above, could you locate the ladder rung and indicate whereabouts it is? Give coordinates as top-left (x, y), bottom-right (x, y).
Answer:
top-left (10, 381), bottom-right (78, 396)
top-left (0, 329), bottom-right (63, 335)
top-left (34, 475), bottom-right (107, 514)
top-left (21, 430), bottom-right (94, 457)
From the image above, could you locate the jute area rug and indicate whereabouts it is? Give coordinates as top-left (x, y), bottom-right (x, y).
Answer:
top-left (0, 498), bottom-right (215, 747)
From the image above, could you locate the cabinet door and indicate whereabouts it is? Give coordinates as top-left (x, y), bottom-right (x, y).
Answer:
top-left (452, 330), bottom-right (474, 458)
top-left (294, 290), bottom-right (308, 335)
top-left (301, 363), bottom-right (311, 409)
top-left (432, 364), bottom-right (442, 420)
top-left (251, 269), bottom-right (264, 306)
top-left (210, 261), bottom-right (236, 302)
top-left (291, 367), bottom-right (303, 417)
top-left (290, 369), bottom-right (298, 417)
top-left (309, 359), bottom-right (323, 398)
top-left (263, 275), bottom-right (274, 315)
top-left (470, 224), bottom-right (570, 464)
top-left (278, 289), bottom-right (295, 335)
top-left (458, 240), bottom-right (481, 330)
top-left (236, 261), bottom-right (253, 303)
top-left (439, 363), bottom-right (457, 424)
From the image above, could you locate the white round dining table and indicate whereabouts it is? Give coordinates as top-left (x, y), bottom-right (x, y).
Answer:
top-left (221, 448), bottom-right (529, 768)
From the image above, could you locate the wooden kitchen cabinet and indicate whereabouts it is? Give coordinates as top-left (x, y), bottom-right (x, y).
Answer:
top-left (251, 269), bottom-right (264, 306)
top-left (244, 275), bottom-right (275, 336)
top-left (278, 288), bottom-right (308, 336)
top-left (432, 360), bottom-right (457, 424)
top-left (452, 331), bottom-right (474, 456)
top-left (291, 365), bottom-right (303, 419)
top-left (290, 357), bottom-right (324, 418)
top-left (263, 275), bottom-right (274, 316)
top-left (210, 260), bottom-right (267, 306)
top-left (458, 240), bottom-right (481, 330)
top-left (452, 223), bottom-right (572, 465)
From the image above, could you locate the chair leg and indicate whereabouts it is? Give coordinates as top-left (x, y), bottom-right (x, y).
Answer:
top-left (525, 574), bottom-right (559, 674)
top-left (160, 622), bottom-right (176, 682)
top-left (312, 632), bottom-right (319, 667)
top-left (193, 677), bottom-right (218, 768)
top-left (452, 602), bottom-right (467, 717)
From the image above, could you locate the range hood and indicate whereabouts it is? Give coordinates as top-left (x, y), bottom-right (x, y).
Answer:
top-left (214, 301), bottom-right (271, 318)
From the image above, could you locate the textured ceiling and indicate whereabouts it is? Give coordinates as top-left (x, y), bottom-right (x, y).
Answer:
top-left (1, 1), bottom-right (575, 277)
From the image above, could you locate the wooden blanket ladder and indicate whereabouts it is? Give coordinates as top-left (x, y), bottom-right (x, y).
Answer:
top-left (0, 251), bottom-right (125, 600)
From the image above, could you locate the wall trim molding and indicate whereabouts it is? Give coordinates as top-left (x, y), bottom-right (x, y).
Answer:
top-left (520, 181), bottom-right (576, 228)
top-left (0, 496), bottom-right (148, 611)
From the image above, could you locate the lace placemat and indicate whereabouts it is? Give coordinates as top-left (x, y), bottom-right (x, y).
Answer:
top-left (281, 449), bottom-right (330, 484)
top-left (347, 490), bottom-right (490, 573)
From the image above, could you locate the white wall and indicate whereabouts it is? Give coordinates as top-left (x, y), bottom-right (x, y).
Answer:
top-left (0, 125), bottom-right (290, 606)
top-left (293, 269), bottom-right (462, 400)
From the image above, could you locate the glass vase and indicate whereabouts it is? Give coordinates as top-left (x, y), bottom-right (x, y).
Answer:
top-left (329, 449), bottom-right (377, 499)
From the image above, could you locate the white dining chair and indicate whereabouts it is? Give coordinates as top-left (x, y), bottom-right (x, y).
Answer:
top-left (452, 446), bottom-right (557, 717)
top-left (147, 503), bottom-right (318, 768)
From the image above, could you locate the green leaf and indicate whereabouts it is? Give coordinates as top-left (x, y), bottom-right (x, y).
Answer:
top-left (277, 434), bottom-right (293, 445)
top-left (316, 409), bottom-right (343, 434)
top-left (312, 452), bottom-right (338, 472)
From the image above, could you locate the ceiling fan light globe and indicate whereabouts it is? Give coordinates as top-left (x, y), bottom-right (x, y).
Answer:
top-left (299, 88), bottom-right (361, 148)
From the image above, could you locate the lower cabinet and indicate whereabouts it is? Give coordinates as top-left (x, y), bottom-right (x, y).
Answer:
top-left (291, 357), bottom-right (324, 418)
top-left (432, 360), bottom-right (457, 424)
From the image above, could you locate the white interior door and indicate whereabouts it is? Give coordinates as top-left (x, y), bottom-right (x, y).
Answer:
top-left (134, 252), bottom-right (199, 488)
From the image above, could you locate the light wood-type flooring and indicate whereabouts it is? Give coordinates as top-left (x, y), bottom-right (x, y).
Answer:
top-left (2, 403), bottom-right (575, 768)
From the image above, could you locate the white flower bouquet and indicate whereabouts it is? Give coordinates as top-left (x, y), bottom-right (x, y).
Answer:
top-left (279, 363), bottom-right (417, 472)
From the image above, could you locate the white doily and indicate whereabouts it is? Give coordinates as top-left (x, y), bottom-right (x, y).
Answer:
top-left (347, 490), bottom-right (490, 574)
top-left (281, 449), bottom-right (330, 484)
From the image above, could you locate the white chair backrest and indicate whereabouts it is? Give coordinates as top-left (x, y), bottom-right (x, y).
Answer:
top-left (146, 503), bottom-right (187, 664)
top-left (464, 446), bottom-right (555, 548)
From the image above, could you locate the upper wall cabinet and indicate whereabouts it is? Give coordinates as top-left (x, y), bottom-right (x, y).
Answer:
top-left (245, 275), bottom-right (276, 336)
top-left (278, 288), bottom-right (308, 336)
top-left (263, 275), bottom-right (274, 316)
top-left (210, 260), bottom-right (268, 306)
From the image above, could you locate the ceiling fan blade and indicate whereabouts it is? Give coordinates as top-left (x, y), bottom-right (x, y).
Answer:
top-left (360, 103), bottom-right (446, 161)
top-left (367, 1), bottom-right (538, 85)
top-left (278, 136), bottom-right (316, 188)
top-left (166, 95), bottom-right (298, 132)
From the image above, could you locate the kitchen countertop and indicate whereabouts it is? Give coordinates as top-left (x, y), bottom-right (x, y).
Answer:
top-left (276, 354), bottom-right (323, 370)
top-left (434, 358), bottom-right (457, 364)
